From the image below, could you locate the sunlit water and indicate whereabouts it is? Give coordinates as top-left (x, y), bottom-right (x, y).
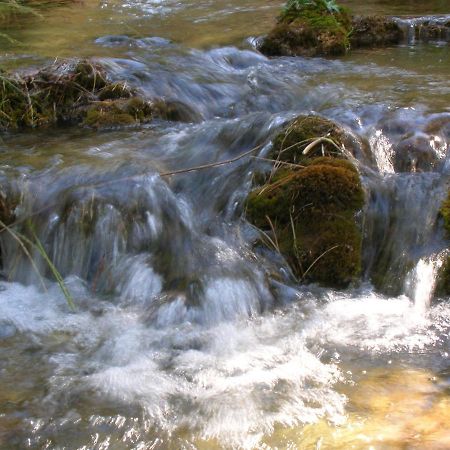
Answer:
top-left (1, 0), bottom-right (450, 449)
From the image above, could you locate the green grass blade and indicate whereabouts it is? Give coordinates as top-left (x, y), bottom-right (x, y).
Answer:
top-left (26, 221), bottom-right (75, 310)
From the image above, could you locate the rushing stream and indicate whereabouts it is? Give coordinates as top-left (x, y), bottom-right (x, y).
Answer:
top-left (1, 1), bottom-right (450, 449)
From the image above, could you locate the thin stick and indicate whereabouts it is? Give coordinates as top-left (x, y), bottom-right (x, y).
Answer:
top-left (251, 156), bottom-right (305, 169)
top-left (158, 144), bottom-right (263, 177)
top-left (0, 144), bottom-right (264, 232)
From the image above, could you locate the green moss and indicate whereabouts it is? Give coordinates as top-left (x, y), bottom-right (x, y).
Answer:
top-left (288, 215), bottom-right (361, 287)
top-left (271, 115), bottom-right (354, 163)
top-left (83, 98), bottom-right (153, 129)
top-left (98, 82), bottom-right (133, 101)
top-left (73, 61), bottom-right (107, 91)
top-left (246, 156), bottom-right (364, 288)
top-left (440, 193), bottom-right (450, 236)
top-left (248, 160), bottom-right (363, 226)
top-left (84, 102), bottom-right (136, 129)
top-left (123, 97), bottom-right (153, 120)
top-left (435, 260), bottom-right (450, 298)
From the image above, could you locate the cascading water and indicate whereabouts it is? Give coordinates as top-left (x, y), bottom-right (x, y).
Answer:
top-left (1, 1), bottom-right (450, 449)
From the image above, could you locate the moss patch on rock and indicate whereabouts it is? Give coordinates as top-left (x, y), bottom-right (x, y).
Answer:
top-left (83, 98), bottom-right (154, 130)
top-left (260, 0), bottom-right (352, 57)
top-left (271, 115), bottom-right (362, 164)
top-left (97, 82), bottom-right (134, 101)
top-left (247, 131), bottom-right (365, 288)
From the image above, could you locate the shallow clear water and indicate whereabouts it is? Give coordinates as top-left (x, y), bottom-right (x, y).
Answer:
top-left (1, 0), bottom-right (450, 449)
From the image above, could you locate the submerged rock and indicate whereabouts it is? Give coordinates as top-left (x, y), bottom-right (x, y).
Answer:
top-left (246, 115), bottom-right (365, 288)
top-left (393, 134), bottom-right (441, 173)
top-left (0, 59), bottom-right (193, 131)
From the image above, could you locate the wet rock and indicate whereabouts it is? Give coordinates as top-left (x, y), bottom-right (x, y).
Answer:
top-left (349, 16), bottom-right (403, 48)
top-left (246, 115), bottom-right (365, 288)
top-left (413, 20), bottom-right (450, 41)
top-left (424, 115), bottom-right (450, 141)
top-left (152, 99), bottom-right (202, 123)
top-left (393, 134), bottom-right (440, 173)
top-left (259, 1), bottom-right (352, 57)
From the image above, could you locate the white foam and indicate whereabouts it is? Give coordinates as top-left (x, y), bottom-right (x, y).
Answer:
top-left (1, 281), bottom-right (449, 448)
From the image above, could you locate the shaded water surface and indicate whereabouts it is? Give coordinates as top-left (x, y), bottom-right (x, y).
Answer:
top-left (0, 0), bottom-right (450, 448)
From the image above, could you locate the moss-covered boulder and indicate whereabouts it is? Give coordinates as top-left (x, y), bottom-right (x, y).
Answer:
top-left (247, 157), bottom-right (364, 287)
top-left (247, 115), bottom-right (365, 287)
top-left (259, 1), bottom-right (410, 58)
top-left (260, 0), bottom-right (352, 57)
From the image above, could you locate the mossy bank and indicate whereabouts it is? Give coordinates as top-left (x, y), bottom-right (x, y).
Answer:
top-left (0, 59), bottom-right (195, 131)
top-left (260, 0), bottom-right (352, 57)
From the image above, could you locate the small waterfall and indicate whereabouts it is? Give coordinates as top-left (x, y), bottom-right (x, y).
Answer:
top-left (362, 172), bottom-right (447, 295)
top-left (394, 15), bottom-right (450, 44)
top-left (0, 115), bottom-right (280, 325)
top-left (404, 251), bottom-right (448, 313)
top-left (360, 110), bottom-right (450, 298)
